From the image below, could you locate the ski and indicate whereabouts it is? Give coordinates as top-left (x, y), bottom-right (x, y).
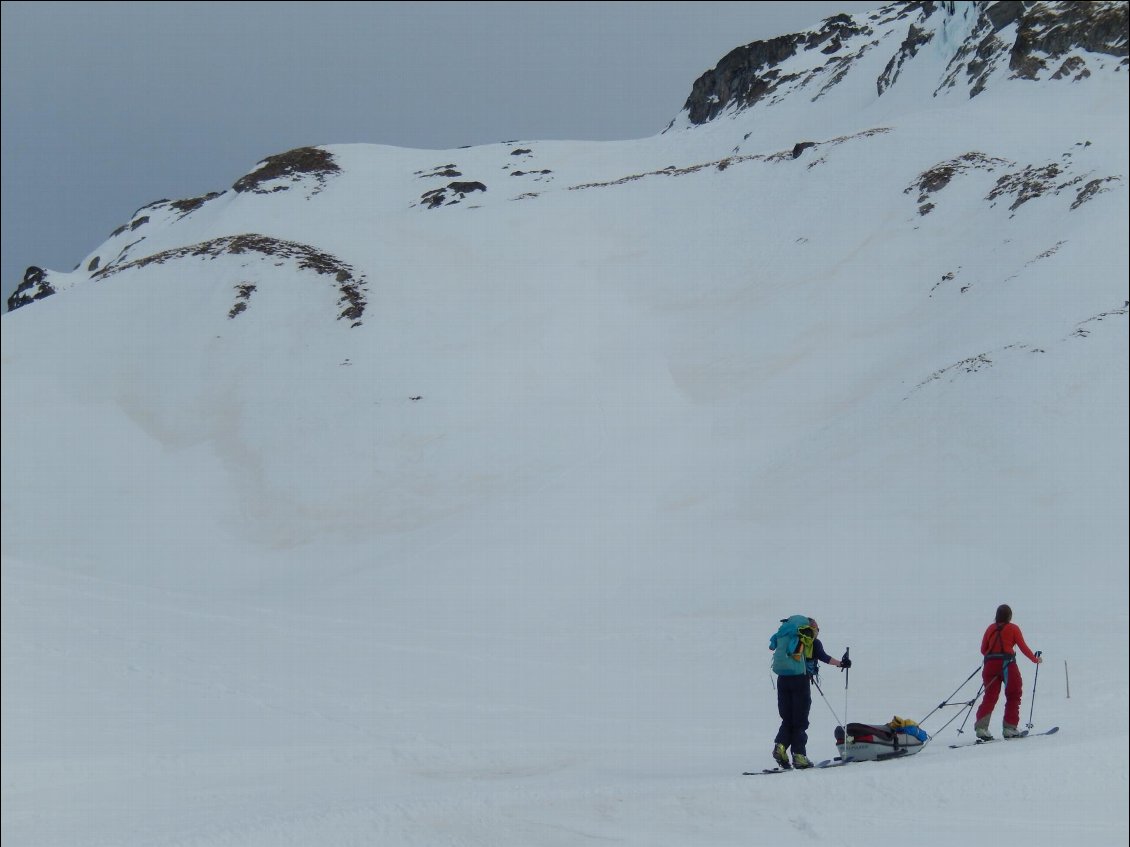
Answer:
top-left (950, 730), bottom-right (1029, 748)
top-left (742, 766), bottom-right (819, 775)
top-left (949, 725), bottom-right (1059, 749)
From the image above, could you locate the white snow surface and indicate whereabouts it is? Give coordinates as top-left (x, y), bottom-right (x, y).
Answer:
top-left (3, 3), bottom-right (1128, 845)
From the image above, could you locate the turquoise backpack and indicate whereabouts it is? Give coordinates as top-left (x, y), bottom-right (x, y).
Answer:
top-left (770, 615), bottom-right (811, 676)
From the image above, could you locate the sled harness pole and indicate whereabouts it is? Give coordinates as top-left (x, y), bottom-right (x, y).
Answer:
top-left (917, 665), bottom-right (994, 745)
top-left (919, 665), bottom-right (981, 726)
top-left (1026, 651), bottom-right (1042, 730)
top-left (924, 660), bottom-right (1016, 745)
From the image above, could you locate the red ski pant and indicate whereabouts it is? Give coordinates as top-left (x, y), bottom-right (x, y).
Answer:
top-left (976, 657), bottom-right (1023, 727)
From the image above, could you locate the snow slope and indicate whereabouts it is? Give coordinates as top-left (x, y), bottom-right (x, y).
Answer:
top-left (3, 3), bottom-right (1127, 845)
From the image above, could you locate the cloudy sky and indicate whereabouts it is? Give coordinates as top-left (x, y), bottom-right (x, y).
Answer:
top-left (1, 1), bottom-right (878, 304)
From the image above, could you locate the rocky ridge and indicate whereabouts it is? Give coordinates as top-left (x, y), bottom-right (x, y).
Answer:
top-left (680, 1), bottom-right (1128, 125)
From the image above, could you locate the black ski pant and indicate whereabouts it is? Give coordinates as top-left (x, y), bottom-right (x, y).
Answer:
top-left (774, 673), bottom-right (811, 755)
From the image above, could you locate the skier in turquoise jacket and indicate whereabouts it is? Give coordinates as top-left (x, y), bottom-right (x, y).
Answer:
top-left (769, 615), bottom-right (816, 769)
top-left (768, 616), bottom-right (850, 769)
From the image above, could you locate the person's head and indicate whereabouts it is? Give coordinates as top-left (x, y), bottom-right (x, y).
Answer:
top-left (995, 604), bottom-right (1013, 624)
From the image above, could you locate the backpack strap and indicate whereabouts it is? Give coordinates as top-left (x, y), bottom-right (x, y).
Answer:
top-left (985, 623), bottom-right (1012, 661)
top-left (984, 624), bottom-right (1016, 683)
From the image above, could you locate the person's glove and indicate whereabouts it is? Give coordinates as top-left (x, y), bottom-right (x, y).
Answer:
top-left (840, 657), bottom-right (852, 669)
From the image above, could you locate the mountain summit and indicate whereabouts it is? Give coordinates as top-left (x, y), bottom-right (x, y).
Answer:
top-left (679, 0), bottom-right (1127, 126)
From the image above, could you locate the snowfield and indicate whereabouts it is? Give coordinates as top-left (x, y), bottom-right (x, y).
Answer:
top-left (3, 3), bottom-right (1127, 845)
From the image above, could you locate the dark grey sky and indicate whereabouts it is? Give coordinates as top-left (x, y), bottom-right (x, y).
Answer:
top-left (1, 1), bottom-right (878, 304)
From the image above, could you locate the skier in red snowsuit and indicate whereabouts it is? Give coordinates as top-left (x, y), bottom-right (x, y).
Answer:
top-left (974, 604), bottom-right (1042, 740)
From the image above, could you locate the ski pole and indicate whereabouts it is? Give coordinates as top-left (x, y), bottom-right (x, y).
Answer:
top-left (812, 674), bottom-right (844, 727)
top-left (841, 647), bottom-right (850, 740)
top-left (1026, 650), bottom-right (1042, 729)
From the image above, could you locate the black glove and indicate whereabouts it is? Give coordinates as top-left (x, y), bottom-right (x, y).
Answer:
top-left (840, 657), bottom-right (852, 669)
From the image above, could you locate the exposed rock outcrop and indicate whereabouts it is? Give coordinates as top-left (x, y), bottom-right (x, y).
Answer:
top-left (682, 1), bottom-right (1128, 126)
top-left (7, 266), bottom-right (56, 312)
top-left (418, 181), bottom-right (488, 209)
top-left (233, 147), bottom-right (341, 195)
top-left (681, 12), bottom-right (874, 124)
top-left (93, 234), bottom-right (368, 325)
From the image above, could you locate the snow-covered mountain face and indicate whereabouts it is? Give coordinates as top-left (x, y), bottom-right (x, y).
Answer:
top-left (2, 3), bottom-right (1127, 846)
top-left (8, 2), bottom-right (1126, 315)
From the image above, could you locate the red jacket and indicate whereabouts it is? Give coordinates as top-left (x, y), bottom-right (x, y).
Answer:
top-left (981, 622), bottom-right (1038, 663)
